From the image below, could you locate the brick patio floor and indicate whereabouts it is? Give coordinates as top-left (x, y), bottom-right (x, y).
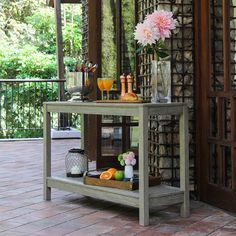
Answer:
top-left (0, 140), bottom-right (235, 236)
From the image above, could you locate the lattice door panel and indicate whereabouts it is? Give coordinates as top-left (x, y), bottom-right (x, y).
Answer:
top-left (209, 97), bottom-right (234, 189)
top-left (197, 0), bottom-right (236, 211)
top-left (208, 0), bottom-right (236, 191)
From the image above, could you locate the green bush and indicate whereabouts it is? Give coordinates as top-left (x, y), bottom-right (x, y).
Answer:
top-left (17, 45), bottom-right (57, 78)
top-left (0, 44), bottom-right (57, 79)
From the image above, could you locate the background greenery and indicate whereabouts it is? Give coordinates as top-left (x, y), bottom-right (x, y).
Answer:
top-left (0, 0), bottom-right (82, 138)
top-left (0, 0), bottom-right (82, 79)
top-left (101, 0), bottom-right (135, 88)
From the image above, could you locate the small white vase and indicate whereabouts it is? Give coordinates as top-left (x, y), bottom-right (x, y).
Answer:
top-left (124, 165), bottom-right (134, 179)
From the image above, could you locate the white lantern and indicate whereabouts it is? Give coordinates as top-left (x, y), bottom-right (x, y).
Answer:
top-left (65, 149), bottom-right (87, 177)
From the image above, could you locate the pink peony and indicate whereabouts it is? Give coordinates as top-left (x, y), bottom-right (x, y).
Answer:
top-left (123, 153), bottom-right (128, 160)
top-left (125, 159), bottom-right (131, 165)
top-left (146, 10), bottom-right (176, 40)
top-left (134, 21), bottom-right (159, 46)
top-left (127, 151), bottom-right (135, 160)
top-left (123, 152), bottom-right (136, 166)
top-left (131, 159), bottom-right (136, 166)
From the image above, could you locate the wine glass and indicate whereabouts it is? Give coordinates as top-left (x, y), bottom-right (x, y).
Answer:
top-left (97, 78), bottom-right (105, 100)
top-left (102, 78), bottom-right (113, 100)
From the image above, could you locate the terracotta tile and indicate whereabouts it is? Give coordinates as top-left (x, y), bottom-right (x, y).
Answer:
top-left (0, 140), bottom-right (236, 236)
top-left (209, 229), bottom-right (236, 236)
top-left (174, 221), bottom-right (221, 235)
top-left (0, 231), bottom-right (28, 236)
top-left (66, 223), bottom-right (115, 236)
top-left (138, 231), bottom-right (172, 236)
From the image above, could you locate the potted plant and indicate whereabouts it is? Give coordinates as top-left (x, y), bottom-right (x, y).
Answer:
top-left (118, 151), bottom-right (136, 179)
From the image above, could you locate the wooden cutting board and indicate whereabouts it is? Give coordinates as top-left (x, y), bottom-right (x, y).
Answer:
top-left (96, 100), bottom-right (148, 103)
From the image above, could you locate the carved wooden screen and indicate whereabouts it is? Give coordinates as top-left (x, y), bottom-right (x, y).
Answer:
top-left (81, 0), bottom-right (88, 62)
top-left (137, 0), bottom-right (196, 189)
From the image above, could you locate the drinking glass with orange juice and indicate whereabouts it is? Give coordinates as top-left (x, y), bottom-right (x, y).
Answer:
top-left (97, 78), bottom-right (105, 100)
top-left (102, 78), bottom-right (113, 100)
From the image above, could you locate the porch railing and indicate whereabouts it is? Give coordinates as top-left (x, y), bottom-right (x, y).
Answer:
top-left (0, 79), bottom-right (80, 139)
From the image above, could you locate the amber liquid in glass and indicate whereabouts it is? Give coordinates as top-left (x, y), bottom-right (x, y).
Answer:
top-left (103, 79), bottom-right (113, 100)
top-left (97, 78), bottom-right (105, 100)
top-left (97, 80), bottom-right (104, 91)
top-left (103, 79), bottom-right (113, 91)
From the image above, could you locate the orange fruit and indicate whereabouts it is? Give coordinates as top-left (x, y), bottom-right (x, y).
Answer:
top-left (100, 171), bottom-right (112, 180)
top-left (107, 168), bottom-right (117, 179)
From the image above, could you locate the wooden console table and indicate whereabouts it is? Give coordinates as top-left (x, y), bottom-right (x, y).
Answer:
top-left (43, 101), bottom-right (189, 226)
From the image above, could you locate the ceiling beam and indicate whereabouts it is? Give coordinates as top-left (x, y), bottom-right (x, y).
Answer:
top-left (47, 0), bottom-right (81, 7)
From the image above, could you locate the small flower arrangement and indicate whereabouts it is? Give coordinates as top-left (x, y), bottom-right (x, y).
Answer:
top-left (118, 151), bottom-right (136, 166)
top-left (134, 10), bottom-right (177, 60)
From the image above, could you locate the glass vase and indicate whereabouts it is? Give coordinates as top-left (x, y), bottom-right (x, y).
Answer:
top-left (124, 165), bottom-right (134, 179)
top-left (151, 60), bottom-right (171, 103)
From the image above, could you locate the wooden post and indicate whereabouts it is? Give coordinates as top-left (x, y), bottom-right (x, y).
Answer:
top-left (84, 0), bottom-right (102, 161)
top-left (138, 106), bottom-right (149, 226)
top-left (180, 105), bottom-right (190, 217)
top-left (43, 104), bottom-right (51, 200)
top-left (54, 0), bottom-right (67, 128)
top-left (54, 0), bottom-right (65, 101)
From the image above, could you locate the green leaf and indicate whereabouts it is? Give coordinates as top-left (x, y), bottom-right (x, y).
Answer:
top-left (118, 154), bottom-right (123, 162)
top-left (146, 47), bottom-right (154, 54)
top-left (120, 160), bottom-right (125, 166)
top-left (157, 51), bottom-right (169, 59)
top-left (136, 46), bottom-right (144, 54)
top-left (157, 40), bottom-right (166, 48)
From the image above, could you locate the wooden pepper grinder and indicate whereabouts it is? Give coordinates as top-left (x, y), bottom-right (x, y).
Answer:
top-left (120, 74), bottom-right (126, 98)
top-left (127, 74), bottom-right (133, 94)
top-left (120, 74), bottom-right (138, 101)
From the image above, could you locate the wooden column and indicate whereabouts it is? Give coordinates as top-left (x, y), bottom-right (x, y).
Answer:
top-left (54, 0), bottom-right (65, 100)
top-left (195, 0), bottom-right (211, 201)
top-left (54, 0), bottom-right (67, 128)
top-left (84, 0), bottom-right (102, 160)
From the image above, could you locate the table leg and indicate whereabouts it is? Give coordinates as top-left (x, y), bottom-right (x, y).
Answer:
top-left (80, 114), bottom-right (85, 150)
top-left (139, 107), bottom-right (149, 226)
top-left (179, 105), bottom-right (190, 217)
top-left (43, 104), bottom-right (51, 200)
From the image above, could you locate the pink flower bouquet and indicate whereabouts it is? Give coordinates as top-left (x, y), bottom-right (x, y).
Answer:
top-left (134, 10), bottom-right (177, 59)
top-left (118, 151), bottom-right (136, 166)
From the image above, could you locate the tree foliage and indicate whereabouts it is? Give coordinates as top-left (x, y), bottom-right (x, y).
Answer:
top-left (25, 7), bottom-right (56, 54)
top-left (0, 0), bottom-right (82, 79)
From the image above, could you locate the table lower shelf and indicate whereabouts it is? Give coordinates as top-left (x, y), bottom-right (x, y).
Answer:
top-left (47, 176), bottom-right (184, 208)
